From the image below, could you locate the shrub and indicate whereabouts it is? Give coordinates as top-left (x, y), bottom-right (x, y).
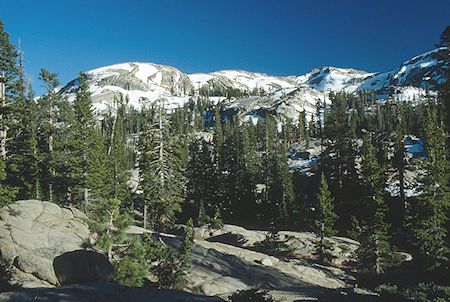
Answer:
top-left (145, 218), bottom-right (195, 288)
top-left (113, 237), bottom-right (149, 287)
top-left (254, 229), bottom-right (292, 257)
top-left (375, 282), bottom-right (450, 302)
top-left (228, 288), bottom-right (277, 302)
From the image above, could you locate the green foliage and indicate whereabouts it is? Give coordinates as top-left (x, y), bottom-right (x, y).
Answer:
top-left (356, 135), bottom-right (393, 274)
top-left (197, 199), bottom-right (209, 226)
top-left (88, 197), bottom-right (147, 288)
top-left (185, 139), bottom-right (217, 224)
top-left (104, 102), bottom-right (133, 202)
top-left (375, 283), bottom-right (450, 302)
top-left (7, 86), bottom-right (41, 200)
top-left (209, 206), bottom-right (224, 229)
top-left (113, 236), bottom-right (149, 287)
top-left (228, 288), bottom-right (277, 302)
top-left (315, 173), bottom-right (337, 235)
top-left (7, 208), bottom-right (20, 216)
top-left (314, 238), bottom-right (336, 263)
top-left (0, 18), bottom-right (20, 205)
top-left (322, 92), bottom-right (358, 230)
top-left (143, 219), bottom-right (194, 288)
top-left (314, 173), bottom-right (337, 262)
top-left (266, 141), bottom-right (294, 225)
top-left (139, 100), bottom-right (185, 231)
top-left (68, 72), bottom-right (112, 210)
top-left (298, 111), bottom-right (309, 146)
top-left (89, 198), bottom-right (133, 260)
top-left (0, 158), bottom-right (16, 207)
top-left (413, 103), bottom-right (449, 271)
top-left (254, 227), bottom-right (292, 257)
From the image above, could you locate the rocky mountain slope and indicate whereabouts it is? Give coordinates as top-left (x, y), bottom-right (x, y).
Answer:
top-left (57, 48), bottom-right (447, 121)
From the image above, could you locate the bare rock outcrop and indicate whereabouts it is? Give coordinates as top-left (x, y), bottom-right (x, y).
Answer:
top-left (0, 200), bottom-right (92, 287)
top-left (131, 225), bottom-right (356, 301)
top-left (195, 224), bottom-right (359, 266)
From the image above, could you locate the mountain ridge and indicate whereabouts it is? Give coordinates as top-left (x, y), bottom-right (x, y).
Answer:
top-left (58, 47), bottom-right (447, 120)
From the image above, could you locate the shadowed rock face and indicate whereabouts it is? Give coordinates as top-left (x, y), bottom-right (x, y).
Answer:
top-left (0, 283), bottom-right (223, 302)
top-left (53, 250), bottom-right (114, 286)
top-left (98, 71), bottom-right (149, 91)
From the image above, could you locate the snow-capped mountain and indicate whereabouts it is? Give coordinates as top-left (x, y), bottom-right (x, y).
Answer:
top-left (59, 62), bottom-right (195, 112)
top-left (58, 47), bottom-right (447, 119)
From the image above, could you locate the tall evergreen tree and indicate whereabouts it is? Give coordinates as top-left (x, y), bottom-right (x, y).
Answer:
top-left (392, 104), bottom-right (407, 205)
top-left (314, 173), bottom-right (337, 262)
top-left (414, 104), bottom-right (449, 271)
top-left (139, 99), bottom-right (185, 231)
top-left (185, 138), bottom-right (216, 222)
top-left (37, 69), bottom-right (62, 202)
top-left (267, 142), bottom-right (294, 225)
top-left (0, 18), bottom-right (19, 161)
top-left (356, 135), bottom-right (392, 274)
top-left (0, 18), bottom-right (20, 204)
top-left (213, 104), bottom-right (224, 169)
top-left (68, 72), bottom-right (109, 211)
top-left (105, 103), bottom-right (132, 202)
top-left (297, 111), bottom-right (309, 146)
top-left (235, 122), bottom-right (259, 222)
top-left (323, 91), bottom-right (357, 230)
top-left (7, 86), bottom-right (40, 199)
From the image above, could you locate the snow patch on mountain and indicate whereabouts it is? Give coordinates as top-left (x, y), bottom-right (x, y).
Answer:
top-left (296, 67), bottom-right (373, 93)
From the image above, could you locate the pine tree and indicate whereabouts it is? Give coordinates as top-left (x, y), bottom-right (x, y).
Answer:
top-left (0, 18), bottom-right (20, 204)
top-left (185, 138), bottom-right (216, 223)
top-left (139, 99), bottom-right (185, 231)
top-left (37, 69), bottom-right (62, 202)
top-left (356, 135), bottom-right (393, 274)
top-left (322, 91), bottom-right (357, 230)
top-left (113, 236), bottom-right (149, 287)
top-left (0, 18), bottom-right (19, 161)
top-left (7, 86), bottom-right (40, 199)
top-left (213, 104), bottom-right (224, 169)
top-left (323, 92), bottom-right (354, 190)
top-left (90, 198), bottom-right (133, 261)
top-left (267, 142), bottom-right (294, 225)
top-left (414, 104), bottom-right (449, 271)
top-left (0, 158), bottom-right (16, 206)
top-left (141, 218), bottom-right (194, 288)
top-left (235, 122), bottom-right (259, 222)
top-left (297, 111), bottom-right (309, 147)
top-left (314, 173), bottom-right (337, 262)
top-left (392, 104), bottom-right (407, 205)
top-left (105, 103), bottom-right (131, 202)
top-left (68, 72), bottom-right (109, 211)
top-left (436, 26), bottom-right (449, 135)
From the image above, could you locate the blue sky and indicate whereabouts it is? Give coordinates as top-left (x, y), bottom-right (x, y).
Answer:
top-left (1, 0), bottom-right (449, 95)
